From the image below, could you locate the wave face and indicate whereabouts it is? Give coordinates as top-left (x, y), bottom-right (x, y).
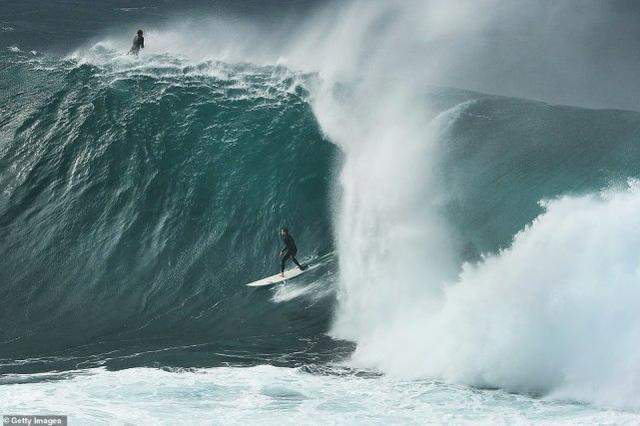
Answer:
top-left (0, 50), bottom-right (343, 370)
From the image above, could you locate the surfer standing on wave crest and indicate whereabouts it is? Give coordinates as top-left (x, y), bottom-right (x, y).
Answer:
top-left (129, 29), bottom-right (144, 56)
top-left (280, 227), bottom-right (306, 277)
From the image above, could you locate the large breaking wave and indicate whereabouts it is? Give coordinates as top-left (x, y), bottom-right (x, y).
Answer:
top-left (2, 0), bottom-right (640, 410)
top-left (0, 50), bottom-right (342, 369)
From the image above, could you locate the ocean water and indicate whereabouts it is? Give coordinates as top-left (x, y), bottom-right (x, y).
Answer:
top-left (2, 1), bottom-right (640, 424)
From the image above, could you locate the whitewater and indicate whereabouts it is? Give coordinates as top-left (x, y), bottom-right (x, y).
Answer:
top-left (2, 0), bottom-right (640, 424)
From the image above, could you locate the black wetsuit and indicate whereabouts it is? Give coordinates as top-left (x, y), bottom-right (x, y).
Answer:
top-left (281, 234), bottom-right (302, 273)
top-left (130, 35), bottom-right (144, 55)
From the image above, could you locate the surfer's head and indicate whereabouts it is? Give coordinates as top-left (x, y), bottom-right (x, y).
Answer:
top-left (281, 227), bottom-right (289, 236)
top-left (137, 29), bottom-right (143, 36)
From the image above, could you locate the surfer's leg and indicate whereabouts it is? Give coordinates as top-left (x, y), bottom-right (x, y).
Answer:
top-left (291, 256), bottom-right (304, 270)
top-left (281, 252), bottom-right (291, 274)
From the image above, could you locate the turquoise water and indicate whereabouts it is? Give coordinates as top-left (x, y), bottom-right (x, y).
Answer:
top-left (0, 50), bottom-right (342, 368)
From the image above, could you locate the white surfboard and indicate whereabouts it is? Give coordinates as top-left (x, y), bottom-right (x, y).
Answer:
top-left (246, 264), bottom-right (317, 287)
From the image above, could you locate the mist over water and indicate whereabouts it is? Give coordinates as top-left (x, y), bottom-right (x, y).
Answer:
top-left (284, 0), bottom-right (640, 408)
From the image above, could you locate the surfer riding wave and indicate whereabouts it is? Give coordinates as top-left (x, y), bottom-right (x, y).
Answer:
top-left (280, 227), bottom-right (306, 276)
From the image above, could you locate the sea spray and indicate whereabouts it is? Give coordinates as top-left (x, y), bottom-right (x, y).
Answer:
top-left (311, 85), bottom-right (460, 343)
top-left (344, 181), bottom-right (640, 408)
top-left (285, 0), bottom-right (640, 407)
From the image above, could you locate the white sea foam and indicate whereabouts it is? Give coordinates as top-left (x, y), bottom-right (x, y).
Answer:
top-left (1, 366), bottom-right (636, 425)
top-left (340, 182), bottom-right (640, 408)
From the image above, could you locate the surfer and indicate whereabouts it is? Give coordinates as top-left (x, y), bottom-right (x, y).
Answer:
top-left (129, 29), bottom-right (144, 56)
top-left (280, 227), bottom-right (305, 277)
